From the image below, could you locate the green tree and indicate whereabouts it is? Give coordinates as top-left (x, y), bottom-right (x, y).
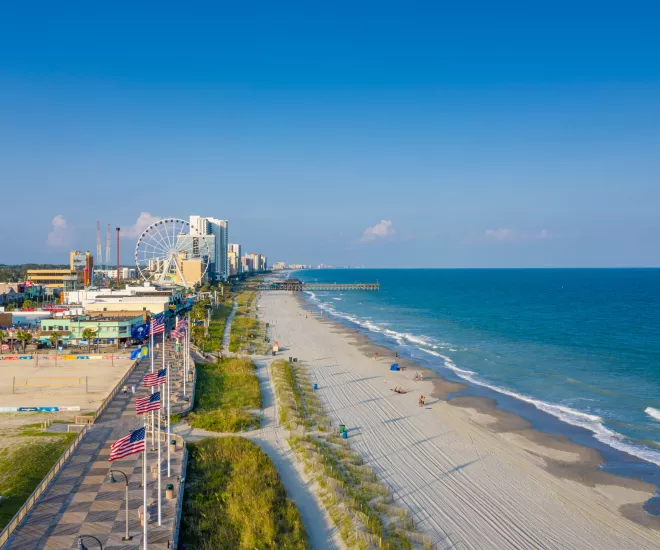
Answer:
top-left (81, 328), bottom-right (96, 352)
top-left (5, 303), bottom-right (15, 312)
top-left (16, 329), bottom-right (33, 352)
top-left (0, 330), bottom-right (6, 353)
top-left (50, 331), bottom-right (60, 349)
top-left (21, 299), bottom-right (36, 310)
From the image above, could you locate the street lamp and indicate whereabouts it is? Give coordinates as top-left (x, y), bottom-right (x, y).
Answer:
top-left (76, 534), bottom-right (103, 549)
top-left (104, 470), bottom-right (132, 541)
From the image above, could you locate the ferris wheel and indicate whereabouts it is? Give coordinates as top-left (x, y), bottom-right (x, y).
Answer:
top-left (134, 218), bottom-right (211, 288)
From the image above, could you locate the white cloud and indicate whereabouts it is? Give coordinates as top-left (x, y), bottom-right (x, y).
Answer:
top-left (121, 212), bottom-right (161, 238)
top-left (47, 215), bottom-right (74, 247)
top-left (485, 228), bottom-right (515, 241)
top-left (485, 228), bottom-right (553, 242)
top-left (360, 220), bottom-right (395, 243)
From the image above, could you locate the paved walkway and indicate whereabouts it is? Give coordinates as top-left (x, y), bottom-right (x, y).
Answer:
top-left (221, 298), bottom-right (237, 352)
top-left (5, 344), bottom-right (186, 550)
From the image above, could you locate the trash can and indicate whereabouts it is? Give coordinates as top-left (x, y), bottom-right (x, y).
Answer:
top-left (170, 439), bottom-right (177, 452)
top-left (166, 483), bottom-right (174, 500)
top-left (341, 431), bottom-right (348, 439)
top-left (339, 424), bottom-right (345, 433)
top-left (313, 383), bottom-right (318, 390)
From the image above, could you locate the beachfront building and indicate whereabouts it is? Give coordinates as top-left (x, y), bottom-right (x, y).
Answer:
top-left (228, 243), bottom-right (242, 276)
top-left (244, 253), bottom-right (267, 273)
top-left (190, 215), bottom-right (228, 281)
top-left (64, 283), bottom-right (186, 315)
top-left (272, 261), bottom-right (287, 270)
top-left (39, 311), bottom-right (146, 344)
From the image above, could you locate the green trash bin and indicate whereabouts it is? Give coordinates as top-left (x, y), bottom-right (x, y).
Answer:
top-left (339, 424), bottom-right (345, 434)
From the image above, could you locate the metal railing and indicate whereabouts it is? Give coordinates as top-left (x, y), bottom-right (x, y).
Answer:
top-left (0, 424), bottom-right (89, 547)
top-left (92, 358), bottom-right (140, 423)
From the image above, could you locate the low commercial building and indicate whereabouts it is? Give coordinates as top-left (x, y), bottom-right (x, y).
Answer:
top-left (26, 269), bottom-right (80, 292)
top-left (64, 283), bottom-right (187, 315)
top-left (95, 267), bottom-right (138, 281)
top-left (39, 311), bottom-right (146, 343)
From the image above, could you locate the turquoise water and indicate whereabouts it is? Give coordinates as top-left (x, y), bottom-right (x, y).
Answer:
top-left (296, 269), bottom-right (660, 484)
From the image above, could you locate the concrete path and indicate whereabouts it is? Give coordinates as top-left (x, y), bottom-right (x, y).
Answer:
top-left (221, 298), bottom-right (237, 353)
top-left (5, 344), bottom-right (186, 550)
top-left (177, 340), bottom-right (345, 549)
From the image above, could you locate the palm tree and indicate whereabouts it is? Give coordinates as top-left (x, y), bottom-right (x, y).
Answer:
top-left (16, 329), bottom-right (33, 353)
top-left (50, 331), bottom-right (60, 350)
top-left (81, 328), bottom-right (96, 353)
top-left (0, 330), bottom-right (6, 354)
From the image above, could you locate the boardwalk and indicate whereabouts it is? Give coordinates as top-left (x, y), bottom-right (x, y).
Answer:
top-left (4, 344), bottom-right (186, 550)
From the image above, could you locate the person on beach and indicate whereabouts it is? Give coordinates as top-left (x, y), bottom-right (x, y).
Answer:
top-left (418, 396), bottom-right (423, 407)
top-left (374, 351), bottom-right (379, 360)
top-left (414, 372), bottom-right (419, 381)
top-left (419, 373), bottom-right (424, 382)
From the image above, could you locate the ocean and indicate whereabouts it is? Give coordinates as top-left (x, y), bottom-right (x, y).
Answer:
top-left (295, 268), bottom-right (660, 504)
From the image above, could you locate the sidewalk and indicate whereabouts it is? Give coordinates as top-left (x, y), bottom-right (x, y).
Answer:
top-left (4, 344), bottom-right (187, 550)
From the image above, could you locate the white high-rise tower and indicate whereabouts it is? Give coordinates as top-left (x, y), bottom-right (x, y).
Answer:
top-left (189, 216), bottom-right (229, 280)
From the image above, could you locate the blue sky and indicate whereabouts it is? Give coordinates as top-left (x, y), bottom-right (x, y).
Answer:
top-left (1, 1), bottom-right (659, 267)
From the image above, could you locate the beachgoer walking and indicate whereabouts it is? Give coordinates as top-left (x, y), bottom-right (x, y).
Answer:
top-left (122, 385), bottom-right (128, 394)
top-left (419, 373), bottom-right (424, 382)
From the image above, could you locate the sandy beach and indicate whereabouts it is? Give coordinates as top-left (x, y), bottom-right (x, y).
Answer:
top-left (259, 290), bottom-right (660, 550)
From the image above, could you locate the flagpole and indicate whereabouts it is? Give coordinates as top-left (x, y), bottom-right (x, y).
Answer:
top-left (143, 415), bottom-right (148, 550)
top-left (167, 351), bottom-right (171, 478)
top-left (157, 385), bottom-right (162, 525)
top-left (183, 319), bottom-right (186, 398)
top-left (150, 329), bottom-right (154, 448)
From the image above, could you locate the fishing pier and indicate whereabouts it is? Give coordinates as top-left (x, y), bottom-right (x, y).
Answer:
top-left (258, 280), bottom-right (379, 292)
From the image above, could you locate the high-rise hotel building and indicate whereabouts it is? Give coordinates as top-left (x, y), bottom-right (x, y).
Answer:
top-left (189, 215), bottom-right (229, 281)
top-left (228, 243), bottom-right (242, 276)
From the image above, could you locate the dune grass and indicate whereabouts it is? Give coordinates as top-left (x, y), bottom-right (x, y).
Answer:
top-left (188, 357), bottom-right (261, 432)
top-left (180, 436), bottom-right (309, 550)
top-left (0, 435), bottom-right (76, 529)
top-left (194, 300), bottom-right (233, 353)
top-left (229, 291), bottom-right (270, 354)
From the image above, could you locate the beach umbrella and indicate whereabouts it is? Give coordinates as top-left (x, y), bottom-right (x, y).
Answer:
top-left (390, 364), bottom-right (400, 371)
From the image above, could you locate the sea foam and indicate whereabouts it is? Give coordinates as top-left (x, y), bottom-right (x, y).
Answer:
top-left (304, 292), bottom-right (660, 467)
top-left (646, 407), bottom-right (660, 422)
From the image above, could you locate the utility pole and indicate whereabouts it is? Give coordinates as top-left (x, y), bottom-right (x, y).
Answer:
top-left (96, 221), bottom-right (102, 286)
top-left (116, 228), bottom-right (121, 287)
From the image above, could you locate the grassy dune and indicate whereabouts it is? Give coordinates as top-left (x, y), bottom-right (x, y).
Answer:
top-left (180, 437), bottom-right (309, 550)
top-left (0, 434), bottom-right (76, 529)
top-left (188, 358), bottom-right (261, 432)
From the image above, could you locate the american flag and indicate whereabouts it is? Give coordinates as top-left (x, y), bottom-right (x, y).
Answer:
top-left (109, 427), bottom-right (145, 461)
top-left (171, 329), bottom-right (183, 339)
top-left (176, 317), bottom-right (188, 330)
top-left (150, 315), bottom-right (165, 335)
top-left (136, 391), bottom-right (161, 414)
top-left (143, 368), bottom-right (167, 387)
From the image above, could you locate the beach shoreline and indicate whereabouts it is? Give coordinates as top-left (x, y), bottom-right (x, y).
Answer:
top-left (261, 289), bottom-right (660, 549)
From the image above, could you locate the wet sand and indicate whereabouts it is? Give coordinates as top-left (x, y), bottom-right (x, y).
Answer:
top-left (263, 291), bottom-right (660, 549)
